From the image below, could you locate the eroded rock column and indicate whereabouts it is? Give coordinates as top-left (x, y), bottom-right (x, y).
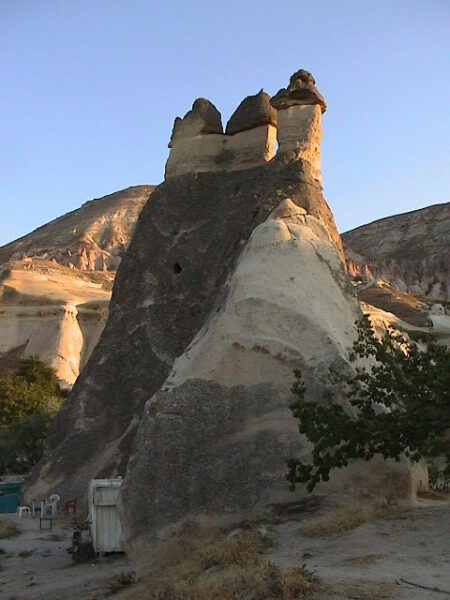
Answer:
top-left (165, 91), bottom-right (277, 178)
top-left (271, 69), bottom-right (325, 183)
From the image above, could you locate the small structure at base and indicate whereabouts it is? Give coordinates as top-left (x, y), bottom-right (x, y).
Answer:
top-left (0, 476), bottom-right (24, 514)
top-left (89, 478), bottom-right (123, 553)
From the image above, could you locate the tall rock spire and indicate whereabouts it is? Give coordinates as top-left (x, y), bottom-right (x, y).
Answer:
top-left (23, 74), bottom-right (421, 577)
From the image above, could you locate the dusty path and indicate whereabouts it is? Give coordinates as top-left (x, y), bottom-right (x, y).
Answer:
top-left (1, 500), bottom-right (449, 599)
top-left (0, 513), bottom-right (132, 600)
top-left (270, 500), bottom-right (450, 599)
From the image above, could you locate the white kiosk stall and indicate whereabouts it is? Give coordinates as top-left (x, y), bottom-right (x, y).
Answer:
top-left (89, 478), bottom-right (123, 553)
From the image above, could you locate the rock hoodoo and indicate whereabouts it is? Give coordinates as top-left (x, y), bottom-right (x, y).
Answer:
top-left (24, 71), bottom-right (422, 572)
top-left (225, 90), bottom-right (277, 134)
top-left (168, 98), bottom-right (223, 147)
top-left (165, 91), bottom-right (278, 179)
top-left (270, 69), bottom-right (324, 183)
top-left (270, 69), bottom-right (327, 112)
top-left (165, 73), bottom-right (324, 183)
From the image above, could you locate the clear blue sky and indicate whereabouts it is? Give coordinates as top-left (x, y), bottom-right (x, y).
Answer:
top-left (1, 0), bottom-right (449, 247)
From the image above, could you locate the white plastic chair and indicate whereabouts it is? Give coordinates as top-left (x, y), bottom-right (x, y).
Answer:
top-left (48, 494), bottom-right (60, 516)
top-left (17, 506), bottom-right (31, 518)
top-left (41, 494), bottom-right (60, 517)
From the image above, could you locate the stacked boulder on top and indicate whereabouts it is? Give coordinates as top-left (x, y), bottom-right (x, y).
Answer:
top-left (270, 69), bottom-right (327, 112)
top-left (270, 69), bottom-right (325, 182)
top-left (225, 90), bottom-right (277, 134)
top-left (165, 89), bottom-right (278, 178)
top-left (169, 98), bottom-right (223, 147)
top-left (165, 70), bottom-right (324, 181)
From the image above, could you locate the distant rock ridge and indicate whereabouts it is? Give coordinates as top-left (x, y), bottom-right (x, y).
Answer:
top-left (343, 202), bottom-right (450, 301)
top-left (24, 71), bottom-right (425, 573)
top-left (0, 185), bottom-right (154, 384)
top-left (0, 185), bottom-right (155, 272)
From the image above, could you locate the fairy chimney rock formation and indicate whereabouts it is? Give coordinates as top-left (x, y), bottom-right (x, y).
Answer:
top-left (225, 90), bottom-right (277, 134)
top-left (270, 69), bottom-right (326, 112)
top-left (168, 98), bottom-right (223, 147)
top-left (23, 71), bottom-right (423, 574)
top-left (270, 69), bottom-right (324, 183)
top-left (165, 74), bottom-right (324, 182)
top-left (165, 93), bottom-right (277, 179)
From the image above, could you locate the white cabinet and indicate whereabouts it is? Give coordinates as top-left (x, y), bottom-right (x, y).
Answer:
top-left (89, 478), bottom-right (123, 553)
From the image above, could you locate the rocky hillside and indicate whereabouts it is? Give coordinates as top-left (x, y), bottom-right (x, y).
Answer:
top-left (0, 185), bottom-right (155, 270)
top-left (0, 185), bottom-right (154, 385)
top-left (343, 203), bottom-right (450, 301)
top-left (24, 71), bottom-right (425, 573)
top-left (2, 183), bottom-right (446, 389)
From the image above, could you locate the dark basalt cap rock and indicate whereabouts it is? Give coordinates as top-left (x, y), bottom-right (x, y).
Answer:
top-left (270, 69), bottom-right (326, 113)
top-left (225, 90), bottom-right (277, 135)
top-left (169, 98), bottom-right (223, 147)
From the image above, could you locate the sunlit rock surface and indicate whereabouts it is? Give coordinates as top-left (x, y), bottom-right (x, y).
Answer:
top-left (343, 202), bottom-right (450, 302)
top-left (23, 73), bottom-right (425, 571)
top-left (0, 185), bottom-right (154, 385)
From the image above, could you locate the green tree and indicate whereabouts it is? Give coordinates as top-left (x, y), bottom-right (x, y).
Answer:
top-left (0, 356), bottom-right (64, 473)
top-left (17, 355), bottom-right (61, 395)
top-left (0, 356), bottom-right (62, 427)
top-left (0, 413), bottom-right (54, 473)
top-left (0, 376), bottom-right (31, 427)
top-left (287, 316), bottom-right (450, 492)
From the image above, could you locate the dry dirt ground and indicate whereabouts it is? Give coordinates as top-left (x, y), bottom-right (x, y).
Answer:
top-left (0, 499), bottom-right (449, 600)
top-left (269, 498), bottom-right (450, 599)
top-left (0, 513), bottom-right (132, 600)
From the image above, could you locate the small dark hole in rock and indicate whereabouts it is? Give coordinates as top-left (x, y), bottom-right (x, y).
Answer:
top-left (173, 263), bottom-right (182, 274)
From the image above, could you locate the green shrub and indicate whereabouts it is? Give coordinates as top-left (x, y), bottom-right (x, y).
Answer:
top-left (287, 316), bottom-right (450, 491)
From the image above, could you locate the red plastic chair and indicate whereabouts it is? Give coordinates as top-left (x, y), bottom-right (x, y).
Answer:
top-left (64, 499), bottom-right (77, 514)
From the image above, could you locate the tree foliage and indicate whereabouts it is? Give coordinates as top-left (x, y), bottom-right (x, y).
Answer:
top-left (17, 355), bottom-right (61, 395)
top-left (287, 315), bottom-right (450, 492)
top-left (0, 356), bottom-right (64, 473)
top-left (0, 412), bottom-right (54, 473)
top-left (0, 356), bottom-right (62, 427)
